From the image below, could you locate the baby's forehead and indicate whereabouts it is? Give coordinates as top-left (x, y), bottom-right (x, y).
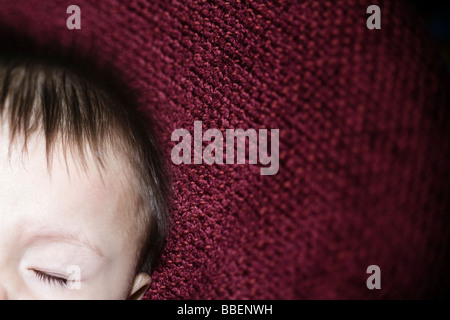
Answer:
top-left (0, 119), bottom-right (149, 269)
top-left (0, 56), bottom-right (169, 274)
top-left (0, 126), bottom-right (135, 224)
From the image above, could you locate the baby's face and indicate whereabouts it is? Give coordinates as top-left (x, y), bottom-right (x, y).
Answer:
top-left (0, 127), bottom-right (150, 299)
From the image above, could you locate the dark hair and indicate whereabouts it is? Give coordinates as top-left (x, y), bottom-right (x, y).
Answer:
top-left (0, 53), bottom-right (170, 274)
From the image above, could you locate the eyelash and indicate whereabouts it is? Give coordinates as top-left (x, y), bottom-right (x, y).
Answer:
top-left (33, 269), bottom-right (68, 287)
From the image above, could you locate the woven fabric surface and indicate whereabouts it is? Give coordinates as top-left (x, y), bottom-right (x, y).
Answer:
top-left (0, 0), bottom-right (449, 299)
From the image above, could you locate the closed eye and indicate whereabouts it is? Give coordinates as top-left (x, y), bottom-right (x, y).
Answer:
top-left (33, 269), bottom-right (68, 287)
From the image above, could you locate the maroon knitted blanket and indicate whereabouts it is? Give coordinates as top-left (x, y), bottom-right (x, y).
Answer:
top-left (0, 0), bottom-right (449, 299)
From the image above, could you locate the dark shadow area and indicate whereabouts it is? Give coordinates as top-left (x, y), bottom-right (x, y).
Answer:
top-left (0, 26), bottom-right (143, 116)
top-left (410, 0), bottom-right (450, 70)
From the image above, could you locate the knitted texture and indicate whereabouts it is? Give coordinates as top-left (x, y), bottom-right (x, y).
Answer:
top-left (0, 0), bottom-right (449, 299)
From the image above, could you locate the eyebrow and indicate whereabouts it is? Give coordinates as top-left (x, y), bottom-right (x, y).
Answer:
top-left (26, 231), bottom-right (105, 258)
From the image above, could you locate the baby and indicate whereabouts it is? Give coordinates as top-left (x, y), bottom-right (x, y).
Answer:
top-left (0, 54), bottom-right (170, 299)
